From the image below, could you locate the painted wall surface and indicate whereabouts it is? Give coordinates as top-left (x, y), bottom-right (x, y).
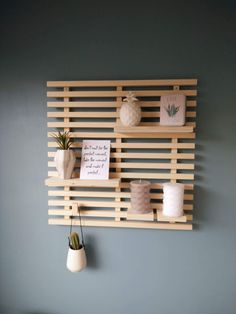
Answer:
top-left (0, 1), bottom-right (236, 313)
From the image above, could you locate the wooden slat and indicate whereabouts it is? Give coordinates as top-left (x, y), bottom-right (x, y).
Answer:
top-left (47, 90), bottom-right (197, 98)
top-left (48, 122), bottom-right (115, 128)
top-left (48, 190), bottom-right (194, 200)
top-left (121, 182), bottom-right (194, 190)
top-left (47, 111), bottom-right (196, 118)
top-left (110, 162), bottom-right (194, 170)
top-left (48, 200), bottom-right (193, 210)
top-left (47, 100), bottom-right (196, 108)
top-left (48, 111), bottom-right (117, 118)
top-left (115, 86), bottom-right (122, 222)
top-left (63, 87), bottom-right (70, 216)
top-left (48, 131), bottom-right (196, 139)
top-left (111, 152), bottom-right (195, 159)
top-left (47, 79), bottom-right (197, 87)
top-left (114, 125), bottom-right (194, 134)
top-left (47, 151), bottom-right (194, 159)
top-left (48, 141), bottom-right (195, 149)
top-left (48, 161), bottom-right (195, 170)
top-left (48, 209), bottom-right (156, 221)
top-left (48, 171), bottom-right (194, 186)
top-left (47, 101), bottom-right (117, 108)
top-left (47, 122), bottom-right (195, 129)
top-left (45, 177), bottom-right (120, 187)
top-left (110, 172), bottom-right (194, 180)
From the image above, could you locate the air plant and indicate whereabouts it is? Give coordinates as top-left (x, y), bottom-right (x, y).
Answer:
top-left (68, 232), bottom-right (81, 250)
top-left (52, 131), bottom-right (73, 150)
top-left (165, 104), bottom-right (180, 117)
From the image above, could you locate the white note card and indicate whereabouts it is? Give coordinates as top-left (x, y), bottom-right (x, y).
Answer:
top-left (80, 140), bottom-right (111, 180)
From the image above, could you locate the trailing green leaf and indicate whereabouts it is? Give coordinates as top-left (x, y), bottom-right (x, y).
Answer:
top-left (51, 131), bottom-right (73, 150)
top-left (165, 104), bottom-right (180, 117)
top-left (69, 232), bottom-right (81, 250)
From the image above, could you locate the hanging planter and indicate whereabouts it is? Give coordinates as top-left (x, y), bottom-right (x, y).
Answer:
top-left (52, 131), bottom-right (76, 179)
top-left (120, 91), bottom-right (141, 127)
top-left (66, 204), bottom-right (87, 273)
top-left (67, 232), bottom-right (87, 273)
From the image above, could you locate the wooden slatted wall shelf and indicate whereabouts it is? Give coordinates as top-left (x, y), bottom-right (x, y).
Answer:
top-left (46, 79), bottom-right (197, 231)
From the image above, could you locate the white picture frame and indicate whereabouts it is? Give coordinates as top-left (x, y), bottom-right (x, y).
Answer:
top-left (80, 140), bottom-right (110, 180)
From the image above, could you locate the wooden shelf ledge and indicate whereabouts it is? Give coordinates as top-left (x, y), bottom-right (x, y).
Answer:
top-left (157, 211), bottom-right (187, 223)
top-left (45, 177), bottom-right (120, 188)
top-left (114, 125), bottom-right (194, 134)
top-left (48, 218), bottom-right (193, 230)
top-left (126, 210), bottom-right (155, 222)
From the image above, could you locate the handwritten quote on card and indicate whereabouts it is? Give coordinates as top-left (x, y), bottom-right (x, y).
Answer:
top-left (80, 140), bottom-right (111, 180)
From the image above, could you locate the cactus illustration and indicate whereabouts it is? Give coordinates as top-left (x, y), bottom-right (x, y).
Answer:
top-left (165, 104), bottom-right (180, 117)
top-left (69, 232), bottom-right (81, 250)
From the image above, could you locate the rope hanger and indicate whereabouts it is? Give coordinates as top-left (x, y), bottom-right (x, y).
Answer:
top-left (69, 203), bottom-right (85, 248)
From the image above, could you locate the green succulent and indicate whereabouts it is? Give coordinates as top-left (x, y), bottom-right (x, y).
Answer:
top-left (69, 232), bottom-right (81, 250)
top-left (165, 104), bottom-right (180, 117)
top-left (52, 131), bottom-right (73, 150)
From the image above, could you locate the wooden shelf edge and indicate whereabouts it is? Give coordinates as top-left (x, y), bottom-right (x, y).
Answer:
top-left (45, 177), bottom-right (120, 188)
top-left (114, 125), bottom-right (194, 134)
top-left (48, 218), bottom-right (193, 231)
top-left (157, 211), bottom-right (187, 223)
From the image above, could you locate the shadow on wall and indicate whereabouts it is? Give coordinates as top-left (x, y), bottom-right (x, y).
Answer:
top-left (25, 312), bottom-right (56, 314)
top-left (85, 233), bottom-right (100, 269)
top-left (0, 305), bottom-right (57, 314)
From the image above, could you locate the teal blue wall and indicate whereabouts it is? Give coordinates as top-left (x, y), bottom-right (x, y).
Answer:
top-left (0, 1), bottom-right (236, 313)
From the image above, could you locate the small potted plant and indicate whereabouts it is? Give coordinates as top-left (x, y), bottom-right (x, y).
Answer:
top-left (52, 131), bottom-right (76, 179)
top-left (66, 232), bottom-right (87, 272)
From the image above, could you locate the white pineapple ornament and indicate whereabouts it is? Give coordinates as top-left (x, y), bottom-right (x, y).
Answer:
top-left (120, 92), bottom-right (141, 127)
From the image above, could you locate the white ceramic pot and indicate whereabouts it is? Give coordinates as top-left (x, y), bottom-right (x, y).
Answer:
top-left (54, 150), bottom-right (76, 179)
top-left (66, 246), bottom-right (87, 273)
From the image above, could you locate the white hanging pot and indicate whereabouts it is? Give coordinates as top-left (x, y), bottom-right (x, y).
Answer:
top-left (66, 246), bottom-right (87, 273)
top-left (54, 149), bottom-right (76, 179)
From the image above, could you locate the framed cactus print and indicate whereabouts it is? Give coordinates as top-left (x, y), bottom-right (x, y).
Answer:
top-left (160, 94), bottom-right (186, 126)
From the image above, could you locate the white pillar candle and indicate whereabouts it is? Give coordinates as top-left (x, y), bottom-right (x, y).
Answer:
top-left (163, 183), bottom-right (184, 217)
top-left (130, 180), bottom-right (151, 213)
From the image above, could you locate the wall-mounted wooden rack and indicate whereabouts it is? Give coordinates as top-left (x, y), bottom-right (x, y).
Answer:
top-left (46, 78), bottom-right (197, 231)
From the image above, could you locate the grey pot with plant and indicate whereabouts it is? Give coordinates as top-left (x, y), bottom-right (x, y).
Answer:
top-left (66, 232), bottom-right (87, 272)
top-left (52, 131), bottom-right (76, 179)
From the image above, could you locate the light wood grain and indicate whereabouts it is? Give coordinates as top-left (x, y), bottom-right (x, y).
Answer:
top-left (48, 218), bottom-right (193, 230)
top-left (48, 160), bottom-right (195, 170)
top-left (47, 79), bottom-right (197, 87)
top-left (114, 125), bottom-right (194, 134)
top-left (48, 190), bottom-right (194, 200)
top-left (46, 78), bottom-right (197, 230)
top-left (45, 177), bottom-right (120, 187)
top-left (47, 100), bottom-right (197, 108)
top-left (47, 111), bottom-right (196, 118)
top-left (48, 141), bottom-right (195, 150)
top-left (47, 90), bottom-right (197, 98)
